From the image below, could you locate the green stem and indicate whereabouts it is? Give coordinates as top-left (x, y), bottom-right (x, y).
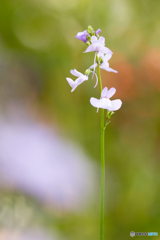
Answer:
top-left (96, 54), bottom-right (105, 240)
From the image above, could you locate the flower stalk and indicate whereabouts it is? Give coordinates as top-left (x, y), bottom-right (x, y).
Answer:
top-left (97, 54), bottom-right (105, 240)
top-left (66, 25), bottom-right (122, 240)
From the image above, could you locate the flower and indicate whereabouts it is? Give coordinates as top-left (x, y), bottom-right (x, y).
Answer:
top-left (90, 53), bottom-right (118, 73)
top-left (75, 30), bottom-right (89, 43)
top-left (95, 29), bottom-right (101, 35)
top-left (84, 36), bottom-right (113, 54)
top-left (90, 87), bottom-right (122, 111)
top-left (66, 69), bottom-right (88, 92)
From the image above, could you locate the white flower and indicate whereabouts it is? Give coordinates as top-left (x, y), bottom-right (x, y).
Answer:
top-left (90, 87), bottom-right (122, 111)
top-left (66, 69), bottom-right (88, 92)
top-left (90, 53), bottom-right (118, 73)
top-left (84, 36), bottom-right (113, 54)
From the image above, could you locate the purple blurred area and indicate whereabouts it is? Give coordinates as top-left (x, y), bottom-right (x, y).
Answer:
top-left (0, 229), bottom-right (55, 240)
top-left (0, 105), bottom-right (96, 211)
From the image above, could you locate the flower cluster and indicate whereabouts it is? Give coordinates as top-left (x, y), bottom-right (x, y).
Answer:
top-left (66, 25), bottom-right (122, 114)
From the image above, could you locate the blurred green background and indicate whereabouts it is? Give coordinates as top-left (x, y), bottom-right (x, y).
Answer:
top-left (0, 0), bottom-right (160, 239)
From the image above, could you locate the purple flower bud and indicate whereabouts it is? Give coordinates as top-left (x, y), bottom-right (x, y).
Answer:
top-left (75, 30), bottom-right (89, 43)
top-left (95, 29), bottom-right (101, 35)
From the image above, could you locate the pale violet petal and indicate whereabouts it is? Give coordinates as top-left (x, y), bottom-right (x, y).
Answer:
top-left (100, 98), bottom-right (112, 109)
top-left (74, 75), bottom-right (88, 86)
top-left (75, 31), bottom-right (88, 43)
top-left (83, 75), bottom-right (88, 81)
top-left (109, 99), bottom-right (122, 111)
top-left (101, 87), bottom-right (108, 98)
top-left (100, 64), bottom-right (117, 73)
top-left (85, 43), bottom-right (112, 54)
top-left (70, 69), bottom-right (82, 77)
top-left (101, 47), bottom-right (113, 55)
top-left (71, 86), bottom-right (77, 92)
top-left (103, 53), bottom-right (112, 62)
top-left (84, 43), bottom-right (103, 53)
top-left (66, 77), bottom-right (74, 88)
top-left (92, 72), bottom-right (98, 88)
top-left (90, 97), bottom-right (112, 109)
top-left (90, 98), bottom-right (102, 108)
top-left (71, 78), bottom-right (85, 92)
top-left (98, 52), bottom-right (104, 58)
top-left (90, 63), bottom-right (97, 69)
top-left (83, 30), bottom-right (89, 36)
top-left (76, 32), bottom-right (84, 36)
top-left (98, 37), bottom-right (105, 46)
top-left (96, 29), bottom-right (101, 35)
top-left (107, 67), bottom-right (118, 73)
top-left (66, 74), bottom-right (88, 92)
top-left (101, 62), bottom-right (109, 68)
top-left (93, 43), bottom-right (104, 52)
top-left (93, 52), bottom-right (96, 72)
top-left (84, 44), bottom-right (96, 53)
top-left (91, 36), bottom-right (97, 44)
top-left (106, 88), bottom-right (116, 98)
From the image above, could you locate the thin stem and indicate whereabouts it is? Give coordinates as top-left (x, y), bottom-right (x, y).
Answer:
top-left (96, 53), bottom-right (105, 240)
top-left (96, 54), bottom-right (102, 93)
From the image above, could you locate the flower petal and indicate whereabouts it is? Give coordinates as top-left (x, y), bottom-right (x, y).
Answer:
top-left (91, 36), bottom-right (97, 44)
top-left (109, 99), bottom-right (122, 111)
top-left (101, 46), bottom-right (113, 55)
top-left (106, 87), bottom-right (116, 98)
top-left (76, 31), bottom-right (84, 36)
top-left (99, 36), bottom-right (105, 46)
top-left (84, 43), bottom-right (102, 53)
top-left (98, 52), bottom-right (104, 58)
top-left (96, 29), bottom-right (101, 35)
top-left (84, 44), bottom-right (95, 53)
top-left (83, 30), bottom-right (89, 36)
top-left (103, 53), bottom-right (112, 62)
top-left (101, 87), bottom-right (108, 98)
top-left (66, 77), bottom-right (74, 88)
top-left (70, 69), bottom-right (82, 77)
top-left (91, 71), bottom-right (98, 88)
top-left (107, 67), bottom-right (118, 73)
top-left (90, 97), bottom-right (112, 109)
top-left (75, 75), bottom-right (88, 84)
top-left (66, 74), bottom-right (88, 92)
top-left (90, 63), bottom-right (97, 69)
top-left (71, 78), bottom-right (84, 92)
top-left (75, 31), bottom-right (88, 43)
top-left (101, 62), bottom-right (109, 69)
top-left (100, 64), bottom-right (117, 73)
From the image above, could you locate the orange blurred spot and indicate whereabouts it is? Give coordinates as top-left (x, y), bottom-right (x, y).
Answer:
top-left (101, 52), bottom-right (137, 101)
top-left (141, 48), bottom-right (160, 91)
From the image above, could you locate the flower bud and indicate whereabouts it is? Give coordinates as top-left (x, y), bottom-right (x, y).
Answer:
top-left (85, 69), bottom-right (92, 76)
top-left (96, 29), bottom-right (101, 35)
top-left (87, 25), bottom-right (94, 35)
top-left (109, 111), bottom-right (115, 117)
top-left (99, 57), bottom-right (103, 64)
top-left (106, 110), bottom-right (115, 120)
top-left (86, 41), bottom-right (91, 46)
